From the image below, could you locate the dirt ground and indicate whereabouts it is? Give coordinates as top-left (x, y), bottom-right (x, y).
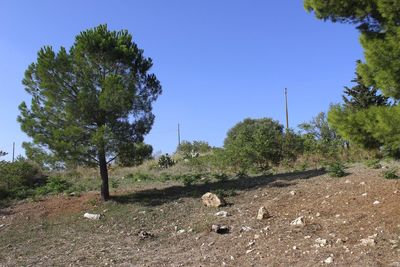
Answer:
top-left (1, 164), bottom-right (400, 266)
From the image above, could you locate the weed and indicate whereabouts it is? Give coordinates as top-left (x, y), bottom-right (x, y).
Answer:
top-left (365, 159), bottom-right (382, 169)
top-left (383, 168), bottom-right (399, 179)
top-left (327, 162), bottom-right (347, 177)
top-left (212, 173), bottom-right (229, 181)
top-left (111, 179), bottom-right (120, 189)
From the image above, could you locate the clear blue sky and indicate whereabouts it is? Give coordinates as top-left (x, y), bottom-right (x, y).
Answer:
top-left (0, 0), bottom-right (363, 160)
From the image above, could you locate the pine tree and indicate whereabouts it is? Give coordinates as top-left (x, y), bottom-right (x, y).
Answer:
top-left (18, 25), bottom-right (162, 200)
top-left (343, 72), bottom-right (389, 110)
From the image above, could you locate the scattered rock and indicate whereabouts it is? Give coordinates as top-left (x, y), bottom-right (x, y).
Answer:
top-left (246, 249), bottom-right (255, 254)
top-left (138, 230), bottom-right (154, 240)
top-left (324, 256), bottom-right (334, 264)
top-left (345, 179), bottom-right (351, 184)
top-left (316, 212), bottom-right (321, 217)
top-left (202, 193), bottom-right (226, 207)
top-left (83, 213), bottom-right (101, 220)
top-left (211, 224), bottom-right (230, 234)
top-left (214, 211), bottom-right (229, 217)
top-left (177, 229), bottom-right (186, 234)
top-left (240, 226), bottom-right (253, 232)
top-left (289, 191), bottom-right (296, 196)
top-left (257, 206), bottom-right (270, 220)
top-left (315, 238), bottom-right (328, 247)
top-left (290, 216), bottom-right (306, 227)
top-left (373, 201), bottom-right (381, 205)
top-left (362, 193), bottom-right (367, 197)
top-left (360, 234), bottom-right (377, 246)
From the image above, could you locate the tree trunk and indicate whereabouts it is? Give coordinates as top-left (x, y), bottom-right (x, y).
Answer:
top-left (98, 151), bottom-right (110, 201)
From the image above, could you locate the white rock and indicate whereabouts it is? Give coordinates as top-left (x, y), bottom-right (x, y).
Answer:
top-left (289, 191), bottom-right (296, 196)
top-left (83, 213), bottom-right (101, 220)
top-left (345, 179), bottom-right (351, 184)
top-left (202, 193), bottom-right (225, 207)
top-left (257, 206), bottom-right (270, 220)
top-left (373, 201), bottom-right (381, 205)
top-left (246, 249), bottom-right (255, 254)
top-left (315, 238), bottom-right (328, 247)
top-left (362, 193), bottom-right (367, 197)
top-left (316, 212), bottom-right (321, 217)
top-left (324, 256), bottom-right (334, 264)
top-left (360, 235), bottom-right (377, 246)
top-left (290, 216), bottom-right (306, 227)
top-left (177, 229), bottom-right (186, 234)
top-left (214, 211), bottom-right (229, 217)
top-left (240, 226), bottom-right (252, 232)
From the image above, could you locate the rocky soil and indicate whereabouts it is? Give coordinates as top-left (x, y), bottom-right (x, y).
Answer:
top-left (1, 164), bottom-right (400, 266)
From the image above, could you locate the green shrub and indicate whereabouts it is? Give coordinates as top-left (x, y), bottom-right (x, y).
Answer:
top-left (35, 176), bottom-right (71, 195)
top-left (111, 179), bottom-right (120, 189)
top-left (158, 154), bottom-right (175, 168)
top-left (365, 159), bottom-right (382, 169)
top-left (126, 172), bottom-right (152, 182)
top-left (383, 168), bottom-right (399, 179)
top-left (327, 162), bottom-right (347, 177)
top-left (0, 159), bottom-right (42, 199)
top-left (212, 173), bottom-right (229, 181)
top-left (224, 118), bottom-right (287, 173)
top-left (178, 173), bottom-right (202, 186)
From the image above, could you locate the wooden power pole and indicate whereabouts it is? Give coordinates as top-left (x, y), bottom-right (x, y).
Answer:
top-left (285, 88), bottom-right (289, 130)
top-left (177, 123), bottom-right (181, 147)
top-left (12, 142), bottom-right (15, 162)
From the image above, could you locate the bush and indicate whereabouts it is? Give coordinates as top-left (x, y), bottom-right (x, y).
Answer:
top-left (126, 172), bottom-right (152, 182)
top-left (365, 159), bottom-right (382, 169)
top-left (35, 176), bottom-right (71, 195)
top-left (0, 159), bottom-right (42, 199)
top-left (327, 162), bottom-right (347, 177)
top-left (158, 154), bottom-right (175, 168)
top-left (117, 142), bottom-right (153, 167)
top-left (224, 118), bottom-right (286, 173)
top-left (383, 168), bottom-right (399, 179)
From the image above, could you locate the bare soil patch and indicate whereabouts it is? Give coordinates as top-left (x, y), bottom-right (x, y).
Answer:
top-left (1, 165), bottom-right (400, 266)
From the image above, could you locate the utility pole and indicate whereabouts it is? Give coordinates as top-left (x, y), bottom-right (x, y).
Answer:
top-left (177, 123), bottom-right (181, 147)
top-left (12, 142), bottom-right (15, 162)
top-left (285, 88), bottom-right (289, 131)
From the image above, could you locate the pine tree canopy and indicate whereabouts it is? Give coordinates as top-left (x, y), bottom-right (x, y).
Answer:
top-left (18, 24), bottom-right (162, 200)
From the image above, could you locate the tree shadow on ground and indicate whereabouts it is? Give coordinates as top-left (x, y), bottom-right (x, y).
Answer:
top-left (112, 169), bottom-right (326, 207)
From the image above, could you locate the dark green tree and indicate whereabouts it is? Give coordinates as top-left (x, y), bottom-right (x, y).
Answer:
top-left (224, 118), bottom-right (285, 173)
top-left (343, 71), bottom-right (389, 109)
top-left (18, 25), bottom-right (162, 200)
top-left (116, 142), bottom-right (153, 167)
top-left (304, 0), bottom-right (400, 99)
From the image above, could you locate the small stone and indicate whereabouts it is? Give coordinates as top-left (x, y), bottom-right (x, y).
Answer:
top-left (240, 226), bottom-right (252, 232)
top-left (254, 234), bottom-right (260, 239)
top-left (316, 212), bottom-right (321, 217)
top-left (246, 249), bottom-right (255, 254)
top-left (360, 235), bottom-right (377, 246)
top-left (177, 229), bottom-right (186, 234)
top-left (345, 179), bottom-right (351, 184)
top-left (202, 193), bottom-right (226, 207)
top-left (293, 246), bottom-right (297, 250)
top-left (289, 191), bottom-right (296, 196)
top-left (257, 206), bottom-right (271, 220)
top-left (214, 211), bottom-right (229, 217)
top-left (373, 201), bottom-right (381, 205)
top-left (315, 238), bottom-right (328, 247)
top-left (360, 182), bottom-right (366, 185)
top-left (290, 216), bottom-right (306, 227)
top-left (83, 213), bottom-right (101, 220)
top-left (362, 193), bottom-right (367, 197)
top-left (324, 256), bottom-right (334, 264)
